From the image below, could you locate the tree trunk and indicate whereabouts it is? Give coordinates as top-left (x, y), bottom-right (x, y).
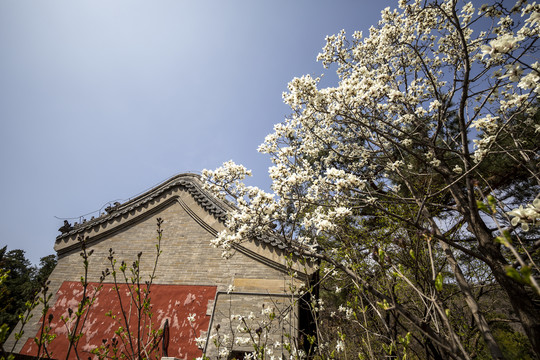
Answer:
top-left (426, 211), bottom-right (504, 359)
top-left (480, 239), bottom-right (540, 357)
top-left (451, 187), bottom-right (540, 358)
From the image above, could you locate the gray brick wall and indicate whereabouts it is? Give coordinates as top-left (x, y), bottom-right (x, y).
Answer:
top-left (204, 292), bottom-right (301, 358)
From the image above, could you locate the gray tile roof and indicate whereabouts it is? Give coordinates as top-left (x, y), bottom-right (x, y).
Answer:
top-left (54, 173), bottom-right (296, 254)
top-left (55, 173), bottom-right (230, 241)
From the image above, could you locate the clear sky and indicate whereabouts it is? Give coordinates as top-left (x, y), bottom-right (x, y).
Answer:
top-left (0, 0), bottom-right (392, 265)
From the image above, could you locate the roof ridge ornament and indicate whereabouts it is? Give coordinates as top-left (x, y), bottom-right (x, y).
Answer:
top-left (104, 202), bottom-right (121, 214)
top-left (58, 220), bottom-right (73, 234)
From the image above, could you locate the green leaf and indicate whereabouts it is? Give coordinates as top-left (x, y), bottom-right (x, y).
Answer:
top-left (0, 323), bottom-right (10, 344)
top-left (505, 266), bottom-right (526, 284)
top-left (507, 266), bottom-right (533, 286)
top-left (435, 272), bottom-right (443, 292)
top-left (521, 266), bottom-right (532, 284)
top-left (476, 200), bottom-right (489, 214)
top-left (487, 195), bottom-right (497, 213)
top-left (377, 299), bottom-right (391, 310)
top-left (495, 230), bottom-right (512, 247)
top-left (409, 249), bottom-right (415, 260)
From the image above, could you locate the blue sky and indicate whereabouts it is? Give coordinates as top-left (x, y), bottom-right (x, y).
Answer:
top-left (0, 1), bottom-right (391, 265)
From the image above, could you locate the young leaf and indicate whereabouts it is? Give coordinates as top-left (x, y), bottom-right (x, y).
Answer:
top-left (435, 272), bottom-right (443, 292)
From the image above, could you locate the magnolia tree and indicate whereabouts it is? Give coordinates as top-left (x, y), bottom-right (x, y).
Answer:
top-left (204, 0), bottom-right (539, 359)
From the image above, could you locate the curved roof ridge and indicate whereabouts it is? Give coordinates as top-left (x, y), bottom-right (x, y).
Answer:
top-left (54, 173), bottom-right (302, 259)
top-left (116, 173), bottom-right (201, 210)
top-left (56, 173), bottom-right (232, 241)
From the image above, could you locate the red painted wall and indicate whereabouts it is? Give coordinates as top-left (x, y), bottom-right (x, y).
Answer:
top-left (21, 281), bottom-right (216, 360)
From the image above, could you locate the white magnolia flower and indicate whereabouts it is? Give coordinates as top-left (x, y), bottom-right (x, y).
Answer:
top-left (507, 198), bottom-right (540, 231)
top-left (200, 1), bottom-right (539, 348)
top-left (336, 340), bottom-right (345, 352)
top-left (195, 335), bottom-right (207, 348)
top-left (453, 165), bottom-right (463, 174)
top-left (499, 64), bottom-right (523, 82)
top-left (481, 33), bottom-right (522, 58)
top-left (262, 306), bottom-right (274, 316)
top-left (218, 348), bottom-right (230, 358)
top-left (402, 138), bottom-right (413, 147)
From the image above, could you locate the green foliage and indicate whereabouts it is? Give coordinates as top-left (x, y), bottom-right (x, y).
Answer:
top-left (0, 247), bottom-right (35, 331)
top-left (434, 272), bottom-right (443, 292)
top-left (0, 246), bottom-right (56, 348)
top-left (476, 105), bottom-right (540, 204)
top-left (35, 255), bottom-right (56, 288)
top-left (494, 325), bottom-right (536, 360)
top-left (471, 319), bottom-right (537, 360)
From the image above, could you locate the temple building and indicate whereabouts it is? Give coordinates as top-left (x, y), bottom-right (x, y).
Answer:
top-left (6, 173), bottom-right (316, 359)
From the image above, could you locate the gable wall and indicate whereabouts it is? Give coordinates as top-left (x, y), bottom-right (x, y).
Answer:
top-left (7, 186), bottom-right (303, 356)
top-left (50, 190), bottom-right (290, 288)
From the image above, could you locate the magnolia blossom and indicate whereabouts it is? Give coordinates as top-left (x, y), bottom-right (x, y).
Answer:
top-left (335, 340), bottom-right (345, 352)
top-left (195, 335), bottom-right (206, 348)
top-left (481, 34), bottom-right (523, 58)
top-left (262, 306), bottom-right (274, 316)
top-left (203, 0), bottom-right (538, 267)
top-left (499, 64), bottom-right (523, 82)
top-left (507, 197), bottom-right (540, 231)
top-left (518, 62), bottom-right (540, 93)
top-left (453, 165), bottom-right (463, 174)
top-left (472, 114), bottom-right (500, 134)
top-left (235, 337), bottom-right (250, 346)
top-left (338, 304), bottom-right (354, 320)
top-left (202, 2), bottom-right (539, 354)
top-left (236, 323), bottom-right (248, 333)
top-left (218, 348), bottom-right (230, 358)
top-left (402, 138), bottom-right (413, 147)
